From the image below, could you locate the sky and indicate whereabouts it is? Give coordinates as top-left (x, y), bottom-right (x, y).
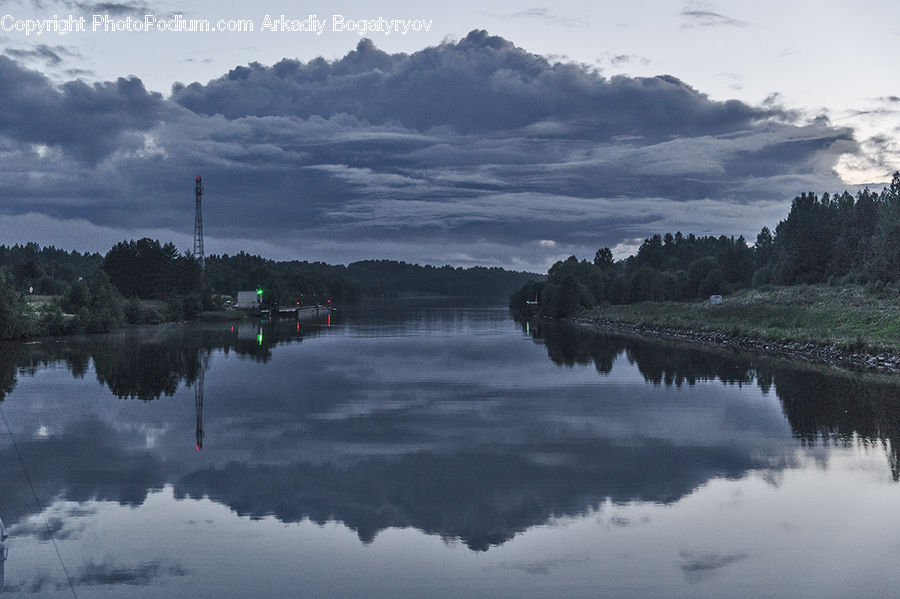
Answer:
top-left (0, 0), bottom-right (898, 271)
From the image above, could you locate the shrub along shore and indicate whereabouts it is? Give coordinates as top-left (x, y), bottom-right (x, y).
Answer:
top-left (571, 285), bottom-right (900, 373)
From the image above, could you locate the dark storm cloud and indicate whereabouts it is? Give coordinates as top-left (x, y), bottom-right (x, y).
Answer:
top-left (0, 56), bottom-right (165, 163)
top-left (0, 31), bottom-right (860, 268)
top-left (173, 31), bottom-right (771, 138)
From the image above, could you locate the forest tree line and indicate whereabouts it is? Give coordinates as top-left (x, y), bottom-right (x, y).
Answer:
top-left (512, 172), bottom-right (900, 318)
top-left (0, 239), bottom-right (537, 339)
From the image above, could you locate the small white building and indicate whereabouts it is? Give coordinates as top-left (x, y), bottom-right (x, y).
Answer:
top-left (236, 290), bottom-right (261, 310)
top-left (709, 295), bottom-right (723, 305)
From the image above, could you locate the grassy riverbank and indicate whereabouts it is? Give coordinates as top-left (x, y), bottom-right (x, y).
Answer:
top-left (581, 285), bottom-right (900, 354)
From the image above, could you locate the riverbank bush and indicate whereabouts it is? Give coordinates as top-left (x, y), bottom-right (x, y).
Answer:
top-left (69, 271), bottom-right (125, 333)
top-left (123, 298), bottom-right (166, 324)
top-left (0, 272), bottom-right (31, 339)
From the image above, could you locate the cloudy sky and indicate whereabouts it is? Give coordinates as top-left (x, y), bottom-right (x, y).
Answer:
top-left (0, 0), bottom-right (898, 270)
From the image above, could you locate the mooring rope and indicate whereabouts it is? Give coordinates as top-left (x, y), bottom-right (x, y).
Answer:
top-left (0, 404), bottom-right (78, 599)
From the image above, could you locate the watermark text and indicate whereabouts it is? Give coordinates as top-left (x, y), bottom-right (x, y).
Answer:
top-left (1, 13), bottom-right (433, 36)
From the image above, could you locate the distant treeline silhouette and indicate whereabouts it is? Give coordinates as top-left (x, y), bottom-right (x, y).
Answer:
top-left (0, 240), bottom-right (537, 338)
top-left (512, 172), bottom-right (900, 317)
top-left (205, 255), bottom-right (536, 306)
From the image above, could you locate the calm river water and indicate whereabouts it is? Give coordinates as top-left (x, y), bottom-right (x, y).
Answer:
top-left (1, 301), bottom-right (900, 597)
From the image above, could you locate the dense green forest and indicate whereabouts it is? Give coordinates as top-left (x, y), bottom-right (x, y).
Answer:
top-left (0, 243), bottom-right (103, 294)
top-left (0, 239), bottom-right (537, 339)
top-left (512, 172), bottom-right (900, 318)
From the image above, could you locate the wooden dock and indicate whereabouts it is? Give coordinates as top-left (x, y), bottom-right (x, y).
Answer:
top-left (262, 305), bottom-right (334, 320)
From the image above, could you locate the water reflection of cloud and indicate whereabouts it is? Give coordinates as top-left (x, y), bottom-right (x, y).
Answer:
top-left (9, 516), bottom-right (84, 541)
top-left (74, 559), bottom-right (189, 587)
top-left (679, 549), bottom-right (749, 582)
top-left (499, 552), bottom-right (592, 575)
top-left (608, 515), bottom-right (632, 527)
top-left (0, 415), bottom-right (167, 528)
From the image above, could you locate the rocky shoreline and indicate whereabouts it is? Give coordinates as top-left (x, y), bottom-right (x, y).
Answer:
top-left (572, 316), bottom-right (900, 374)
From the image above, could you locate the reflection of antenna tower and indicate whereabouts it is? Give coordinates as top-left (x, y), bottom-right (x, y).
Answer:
top-left (890, 438), bottom-right (899, 482)
top-left (193, 175), bottom-right (206, 291)
top-left (0, 516), bottom-right (7, 592)
top-left (195, 351), bottom-right (209, 450)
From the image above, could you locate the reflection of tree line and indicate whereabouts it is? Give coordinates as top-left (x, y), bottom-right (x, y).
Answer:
top-left (177, 441), bottom-right (761, 551)
top-left (0, 319), bottom-right (329, 402)
top-left (525, 319), bottom-right (900, 479)
top-left (774, 373), bottom-right (900, 481)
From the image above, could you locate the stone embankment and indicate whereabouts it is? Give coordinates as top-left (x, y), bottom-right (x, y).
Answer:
top-left (572, 317), bottom-right (900, 374)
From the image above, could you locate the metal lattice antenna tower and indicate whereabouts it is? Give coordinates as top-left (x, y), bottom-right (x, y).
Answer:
top-left (193, 175), bottom-right (208, 295)
top-left (193, 175), bottom-right (205, 268)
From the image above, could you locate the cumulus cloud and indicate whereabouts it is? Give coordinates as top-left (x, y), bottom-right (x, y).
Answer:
top-left (173, 31), bottom-right (773, 139)
top-left (0, 56), bottom-right (165, 163)
top-left (0, 30), bottom-right (864, 268)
